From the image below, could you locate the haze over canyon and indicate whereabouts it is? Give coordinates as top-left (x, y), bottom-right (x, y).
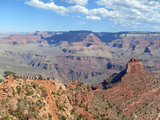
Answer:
top-left (0, 31), bottom-right (159, 84)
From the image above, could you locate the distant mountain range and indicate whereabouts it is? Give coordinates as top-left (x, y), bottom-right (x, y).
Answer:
top-left (0, 31), bottom-right (159, 83)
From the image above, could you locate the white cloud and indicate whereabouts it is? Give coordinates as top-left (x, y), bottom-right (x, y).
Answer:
top-left (80, 22), bottom-right (86, 24)
top-left (25, 0), bottom-right (160, 28)
top-left (86, 15), bottom-right (101, 20)
top-left (64, 0), bottom-right (88, 6)
top-left (96, 0), bottom-right (160, 27)
top-left (26, 0), bottom-right (67, 15)
top-left (68, 5), bottom-right (88, 14)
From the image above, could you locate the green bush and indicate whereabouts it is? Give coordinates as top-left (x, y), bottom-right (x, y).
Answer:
top-left (71, 109), bottom-right (75, 115)
top-left (39, 87), bottom-right (47, 98)
top-left (87, 84), bottom-right (90, 89)
top-left (77, 114), bottom-right (84, 120)
top-left (42, 89), bottom-right (47, 98)
top-left (1, 96), bottom-right (9, 104)
top-left (16, 87), bottom-right (22, 94)
top-left (85, 104), bottom-right (88, 111)
top-left (79, 101), bottom-right (84, 108)
top-left (26, 90), bottom-right (33, 96)
top-left (1, 116), bottom-right (10, 120)
top-left (0, 79), bottom-right (4, 83)
top-left (56, 100), bottom-right (64, 110)
top-left (36, 100), bottom-right (43, 109)
top-left (12, 89), bottom-right (16, 96)
top-left (75, 99), bottom-right (78, 105)
top-left (48, 113), bottom-right (52, 120)
top-left (33, 83), bottom-right (38, 89)
top-left (3, 71), bottom-right (16, 78)
top-left (60, 115), bottom-right (66, 120)
top-left (52, 91), bottom-right (56, 95)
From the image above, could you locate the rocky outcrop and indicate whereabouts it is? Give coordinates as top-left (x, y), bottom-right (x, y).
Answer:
top-left (71, 33), bottom-right (106, 47)
top-left (90, 59), bottom-right (160, 120)
top-left (108, 32), bottom-right (160, 50)
top-left (126, 58), bottom-right (143, 74)
top-left (92, 58), bottom-right (144, 90)
top-left (0, 34), bottom-right (47, 45)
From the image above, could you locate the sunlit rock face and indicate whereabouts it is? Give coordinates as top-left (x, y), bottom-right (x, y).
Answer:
top-left (126, 58), bottom-right (143, 74)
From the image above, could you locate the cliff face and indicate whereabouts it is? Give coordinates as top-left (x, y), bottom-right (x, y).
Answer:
top-left (0, 34), bottom-right (47, 45)
top-left (108, 32), bottom-right (160, 50)
top-left (89, 58), bottom-right (160, 119)
top-left (71, 33), bottom-right (106, 47)
top-left (125, 58), bottom-right (143, 74)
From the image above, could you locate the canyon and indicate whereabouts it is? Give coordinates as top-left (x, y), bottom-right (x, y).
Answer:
top-left (0, 59), bottom-right (159, 119)
top-left (0, 31), bottom-right (160, 83)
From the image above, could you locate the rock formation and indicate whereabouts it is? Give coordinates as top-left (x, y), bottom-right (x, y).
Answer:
top-left (90, 59), bottom-right (160, 119)
top-left (71, 33), bottom-right (106, 47)
top-left (108, 32), bottom-right (160, 50)
top-left (0, 31), bottom-right (160, 83)
top-left (126, 58), bottom-right (143, 74)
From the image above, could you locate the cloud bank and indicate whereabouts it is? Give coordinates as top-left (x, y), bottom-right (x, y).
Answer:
top-left (25, 0), bottom-right (160, 28)
top-left (64, 0), bottom-right (88, 6)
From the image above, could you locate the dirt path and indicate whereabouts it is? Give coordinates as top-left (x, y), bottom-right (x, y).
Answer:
top-left (46, 81), bottom-right (58, 120)
top-left (36, 80), bottom-right (58, 120)
top-left (74, 106), bottom-right (95, 120)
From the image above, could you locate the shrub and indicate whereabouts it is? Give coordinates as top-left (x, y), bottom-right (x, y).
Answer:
top-left (1, 116), bottom-right (10, 120)
top-left (52, 91), bottom-right (56, 95)
top-left (16, 87), bottom-right (22, 94)
top-left (56, 100), bottom-right (64, 110)
top-left (75, 99), bottom-right (78, 105)
top-left (79, 101), bottom-right (84, 108)
top-left (1, 97), bottom-right (9, 104)
top-left (39, 87), bottom-right (47, 98)
top-left (3, 71), bottom-right (16, 78)
top-left (36, 100), bottom-right (43, 109)
top-left (41, 88), bottom-right (47, 98)
top-left (32, 83), bottom-right (38, 89)
top-left (26, 90), bottom-right (33, 96)
top-left (48, 113), bottom-right (52, 120)
top-left (87, 84), bottom-right (90, 89)
top-left (71, 109), bottom-right (75, 115)
top-left (0, 79), bottom-right (4, 83)
top-left (60, 115), bottom-right (66, 120)
top-left (12, 89), bottom-right (16, 95)
top-left (77, 114), bottom-right (84, 120)
top-left (38, 75), bottom-right (43, 80)
top-left (85, 104), bottom-right (88, 111)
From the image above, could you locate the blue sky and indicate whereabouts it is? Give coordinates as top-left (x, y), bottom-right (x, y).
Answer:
top-left (1, 0), bottom-right (160, 32)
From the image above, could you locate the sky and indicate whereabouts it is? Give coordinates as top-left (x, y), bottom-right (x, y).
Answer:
top-left (1, 0), bottom-right (160, 32)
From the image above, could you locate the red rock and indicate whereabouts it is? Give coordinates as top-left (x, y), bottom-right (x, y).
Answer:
top-left (71, 33), bottom-right (106, 47)
top-left (126, 58), bottom-right (143, 74)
